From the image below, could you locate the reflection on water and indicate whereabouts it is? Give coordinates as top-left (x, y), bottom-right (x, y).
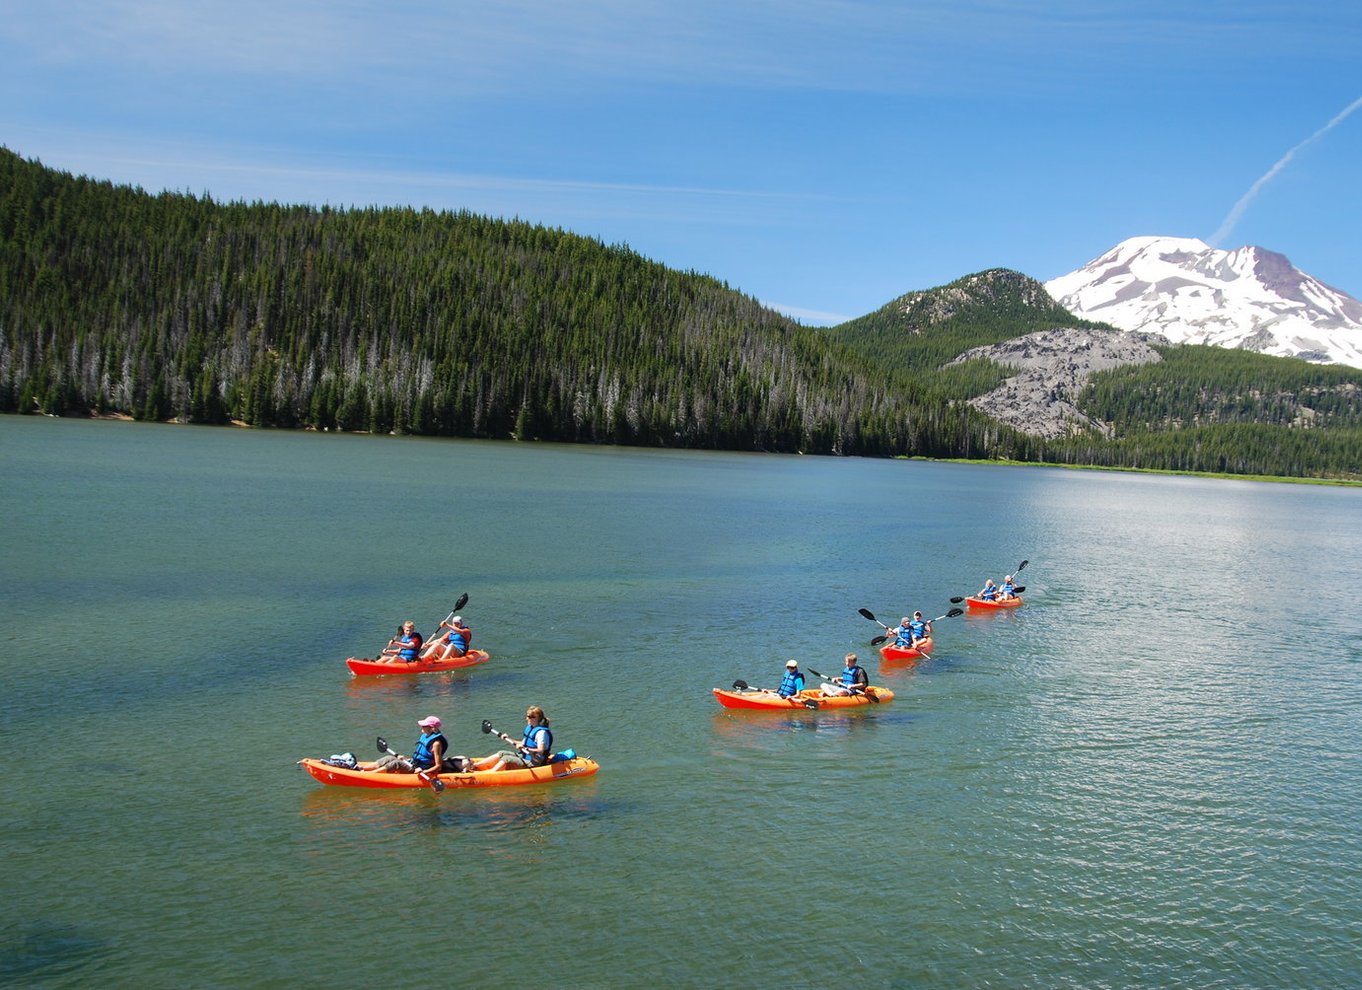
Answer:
top-left (298, 780), bottom-right (607, 839)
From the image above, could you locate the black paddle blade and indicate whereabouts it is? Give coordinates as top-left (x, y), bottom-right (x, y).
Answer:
top-left (946, 607), bottom-right (964, 618)
top-left (857, 607), bottom-right (877, 622)
top-left (800, 698), bottom-right (819, 710)
top-left (949, 596), bottom-right (964, 604)
top-left (454, 592), bottom-right (469, 611)
top-left (480, 719), bottom-right (494, 734)
top-left (1017, 560), bottom-right (1028, 573)
top-left (376, 736), bottom-right (389, 753)
top-left (430, 778), bottom-right (446, 793)
top-left (1013, 586), bottom-right (1025, 594)
top-left (870, 635), bottom-right (888, 646)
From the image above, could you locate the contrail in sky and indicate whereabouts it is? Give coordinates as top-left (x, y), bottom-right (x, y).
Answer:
top-left (1210, 95), bottom-right (1362, 247)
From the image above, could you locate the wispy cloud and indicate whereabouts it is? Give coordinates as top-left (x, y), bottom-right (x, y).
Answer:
top-left (1210, 95), bottom-right (1362, 247)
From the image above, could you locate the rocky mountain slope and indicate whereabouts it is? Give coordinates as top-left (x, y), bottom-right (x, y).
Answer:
top-left (945, 327), bottom-right (1166, 439)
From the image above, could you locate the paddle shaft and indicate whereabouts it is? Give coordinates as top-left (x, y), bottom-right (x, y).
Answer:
top-left (729, 679), bottom-right (818, 709)
top-left (872, 607), bottom-right (963, 644)
top-left (375, 736), bottom-right (445, 792)
top-left (806, 666), bottom-right (876, 701)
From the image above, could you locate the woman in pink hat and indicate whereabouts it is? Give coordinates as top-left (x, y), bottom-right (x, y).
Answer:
top-left (366, 715), bottom-right (447, 774)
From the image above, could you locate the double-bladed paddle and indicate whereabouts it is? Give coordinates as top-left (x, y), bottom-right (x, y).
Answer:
top-left (806, 666), bottom-right (878, 703)
top-left (421, 592), bottom-right (471, 660)
top-left (868, 607), bottom-right (964, 646)
top-left (729, 679), bottom-right (819, 709)
top-left (375, 736), bottom-right (445, 793)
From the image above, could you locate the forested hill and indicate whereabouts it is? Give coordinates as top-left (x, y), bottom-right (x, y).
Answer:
top-left (0, 147), bottom-right (1025, 458)
top-left (3, 148), bottom-right (1360, 479)
top-left (828, 269), bottom-right (1362, 480)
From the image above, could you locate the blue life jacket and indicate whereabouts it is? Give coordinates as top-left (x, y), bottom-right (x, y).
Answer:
top-left (778, 669), bottom-right (805, 697)
top-left (908, 620), bottom-right (927, 639)
top-left (522, 724), bottom-right (553, 766)
top-left (398, 632), bottom-right (422, 661)
top-left (980, 585), bottom-right (997, 600)
top-left (893, 626), bottom-right (913, 647)
top-left (841, 665), bottom-right (866, 688)
top-left (446, 630), bottom-right (468, 651)
top-left (411, 731), bottom-right (446, 770)
top-left (1000, 582), bottom-right (1015, 597)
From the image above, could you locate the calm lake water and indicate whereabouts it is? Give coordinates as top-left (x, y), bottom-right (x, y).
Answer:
top-left (2, 417), bottom-right (1360, 988)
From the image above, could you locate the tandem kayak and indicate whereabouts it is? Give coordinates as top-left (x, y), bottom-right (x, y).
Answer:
top-left (711, 686), bottom-right (894, 710)
top-left (299, 755), bottom-right (599, 789)
top-left (345, 649), bottom-right (491, 676)
top-left (879, 637), bottom-right (933, 661)
top-left (965, 595), bottom-right (1023, 610)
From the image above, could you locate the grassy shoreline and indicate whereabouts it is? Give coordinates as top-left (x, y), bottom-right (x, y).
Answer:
top-left (917, 456), bottom-right (1362, 487)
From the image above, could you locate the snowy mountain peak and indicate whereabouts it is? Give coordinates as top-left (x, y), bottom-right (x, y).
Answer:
top-left (1045, 236), bottom-right (1362, 367)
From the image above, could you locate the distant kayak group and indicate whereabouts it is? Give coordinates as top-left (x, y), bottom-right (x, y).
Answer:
top-left (301, 563), bottom-right (1028, 792)
top-left (716, 559), bottom-right (1029, 711)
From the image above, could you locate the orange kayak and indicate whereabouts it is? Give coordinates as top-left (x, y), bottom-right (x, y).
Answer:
top-left (965, 596), bottom-right (1023, 610)
top-left (711, 686), bottom-right (894, 710)
top-left (345, 649), bottom-right (491, 676)
top-left (299, 755), bottom-right (599, 789)
top-left (879, 637), bottom-right (933, 661)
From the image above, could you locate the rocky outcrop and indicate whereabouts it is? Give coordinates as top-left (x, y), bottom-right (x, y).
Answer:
top-left (946, 328), bottom-right (1165, 439)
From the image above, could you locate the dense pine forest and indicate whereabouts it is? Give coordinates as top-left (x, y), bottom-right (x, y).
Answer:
top-left (3, 147), bottom-right (1360, 479)
top-left (0, 148), bottom-right (1029, 459)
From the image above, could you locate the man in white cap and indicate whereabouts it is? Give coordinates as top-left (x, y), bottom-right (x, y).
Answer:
top-left (425, 613), bottom-right (472, 661)
top-left (775, 659), bottom-right (805, 698)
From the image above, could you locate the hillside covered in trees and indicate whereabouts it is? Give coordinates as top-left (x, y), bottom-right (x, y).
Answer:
top-left (0, 147), bottom-right (1027, 459)
top-left (3, 147), bottom-right (1360, 480)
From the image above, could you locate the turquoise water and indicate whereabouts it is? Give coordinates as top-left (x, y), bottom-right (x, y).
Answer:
top-left (2, 417), bottom-right (1360, 987)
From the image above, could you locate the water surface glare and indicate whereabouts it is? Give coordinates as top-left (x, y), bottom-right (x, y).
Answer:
top-left (2, 418), bottom-right (1360, 987)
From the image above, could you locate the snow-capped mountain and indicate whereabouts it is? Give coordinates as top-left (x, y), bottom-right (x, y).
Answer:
top-left (1045, 236), bottom-right (1362, 368)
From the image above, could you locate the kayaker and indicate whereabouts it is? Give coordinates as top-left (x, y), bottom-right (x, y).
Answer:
top-left (774, 659), bottom-right (805, 698)
top-left (469, 706), bottom-right (554, 772)
top-left (907, 610), bottom-right (932, 645)
top-left (888, 616), bottom-right (918, 649)
top-left (366, 715), bottom-right (447, 774)
top-left (424, 614), bottom-right (472, 661)
top-left (977, 579), bottom-right (999, 601)
top-left (998, 576), bottom-right (1017, 600)
top-left (822, 653), bottom-right (869, 696)
top-left (376, 620), bottom-right (423, 664)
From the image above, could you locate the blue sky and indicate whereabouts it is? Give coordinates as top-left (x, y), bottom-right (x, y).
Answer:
top-left (2, 1), bottom-right (1359, 325)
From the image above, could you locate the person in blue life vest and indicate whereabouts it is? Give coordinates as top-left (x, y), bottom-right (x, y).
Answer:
top-left (375, 620), bottom-right (423, 664)
top-left (888, 615), bottom-right (924, 649)
top-left (365, 715), bottom-right (447, 774)
top-left (977, 579), bottom-right (999, 601)
top-left (424, 614), bottom-right (472, 661)
top-left (997, 575), bottom-right (1017, 601)
top-left (907, 611), bottom-right (932, 646)
top-left (468, 706), bottom-right (555, 772)
top-left (773, 658), bottom-right (806, 698)
top-left (822, 653), bottom-right (869, 696)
